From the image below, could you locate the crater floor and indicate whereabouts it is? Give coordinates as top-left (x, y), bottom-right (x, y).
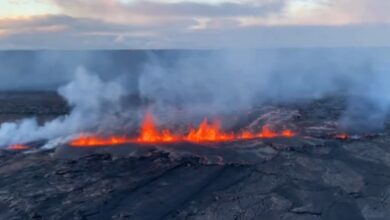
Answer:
top-left (0, 93), bottom-right (389, 220)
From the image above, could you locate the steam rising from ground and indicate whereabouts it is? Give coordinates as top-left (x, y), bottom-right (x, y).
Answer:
top-left (0, 50), bottom-right (390, 148)
top-left (139, 50), bottom-right (390, 131)
top-left (139, 51), bottom-right (339, 116)
top-left (0, 68), bottom-right (126, 147)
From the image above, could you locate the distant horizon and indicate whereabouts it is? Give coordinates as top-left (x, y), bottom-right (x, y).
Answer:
top-left (1, 0), bottom-right (390, 49)
top-left (3, 46), bottom-right (390, 51)
top-left (0, 49), bottom-right (389, 91)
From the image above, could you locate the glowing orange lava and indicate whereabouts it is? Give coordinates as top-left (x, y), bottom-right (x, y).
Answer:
top-left (7, 144), bottom-right (30, 151)
top-left (335, 133), bottom-right (349, 140)
top-left (137, 111), bottom-right (178, 143)
top-left (70, 135), bottom-right (132, 147)
top-left (186, 119), bottom-right (234, 142)
top-left (70, 112), bottom-right (296, 147)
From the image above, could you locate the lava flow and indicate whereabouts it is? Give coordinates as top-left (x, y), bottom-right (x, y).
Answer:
top-left (335, 133), bottom-right (349, 140)
top-left (70, 112), bottom-right (296, 147)
top-left (7, 144), bottom-right (30, 151)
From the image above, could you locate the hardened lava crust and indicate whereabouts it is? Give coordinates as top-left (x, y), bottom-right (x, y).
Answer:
top-left (0, 93), bottom-right (390, 220)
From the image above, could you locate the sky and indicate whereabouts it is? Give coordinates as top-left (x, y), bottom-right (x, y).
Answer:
top-left (0, 0), bottom-right (390, 49)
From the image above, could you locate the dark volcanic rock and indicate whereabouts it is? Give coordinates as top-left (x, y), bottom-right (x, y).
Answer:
top-left (1, 94), bottom-right (390, 219)
top-left (0, 91), bottom-right (69, 124)
top-left (1, 136), bottom-right (390, 220)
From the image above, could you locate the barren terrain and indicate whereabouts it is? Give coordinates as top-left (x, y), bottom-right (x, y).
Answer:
top-left (0, 92), bottom-right (389, 220)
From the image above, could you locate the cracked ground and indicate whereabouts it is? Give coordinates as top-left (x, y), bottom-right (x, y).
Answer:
top-left (0, 92), bottom-right (390, 220)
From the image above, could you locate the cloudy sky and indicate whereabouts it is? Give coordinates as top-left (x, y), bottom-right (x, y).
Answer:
top-left (0, 0), bottom-right (390, 49)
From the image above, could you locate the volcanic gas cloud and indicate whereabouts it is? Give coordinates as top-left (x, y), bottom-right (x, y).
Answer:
top-left (70, 111), bottom-right (295, 147)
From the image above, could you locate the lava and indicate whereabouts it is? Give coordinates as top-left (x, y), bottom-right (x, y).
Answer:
top-left (70, 135), bottom-right (132, 147)
top-left (186, 119), bottom-right (235, 142)
top-left (7, 144), bottom-right (30, 151)
top-left (335, 133), bottom-right (349, 140)
top-left (70, 112), bottom-right (296, 147)
top-left (137, 112), bottom-right (178, 143)
top-left (258, 125), bottom-right (277, 138)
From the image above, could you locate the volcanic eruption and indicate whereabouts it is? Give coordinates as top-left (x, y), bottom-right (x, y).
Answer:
top-left (69, 111), bottom-right (296, 147)
top-left (2, 50), bottom-right (390, 220)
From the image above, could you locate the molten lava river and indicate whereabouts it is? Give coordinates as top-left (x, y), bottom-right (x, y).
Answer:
top-left (70, 112), bottom-right (296, 147)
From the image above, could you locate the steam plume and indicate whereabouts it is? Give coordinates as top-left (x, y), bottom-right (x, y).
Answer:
top-left (0, 67), bottom-right (126, 148)
top-left (1, 50), bottom-right (390, 148)
top-left (138, 50), bottom-right (390, 132)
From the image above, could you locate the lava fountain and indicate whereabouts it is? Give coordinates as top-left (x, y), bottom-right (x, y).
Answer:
top-left (70, 112), bottom-right (296, 147)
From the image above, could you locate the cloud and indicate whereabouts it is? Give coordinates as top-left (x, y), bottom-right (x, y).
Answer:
top-left (1, 14), bottom-right (390, 49)
top-left (51, 0), bottom-right (286, 18)
top-left (1, 0), bottom-right (390, 48)
top-left (0, 14), bottom-right (197, 48)
top-left (281, 0), bottom-right (390, 25)
top-left (327, 0), bottom-right (390, 24)
top-left (47, 0), bottom-right (390, 26)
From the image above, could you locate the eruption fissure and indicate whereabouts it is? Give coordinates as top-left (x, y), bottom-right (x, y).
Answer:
top-left (7, 144), bottom-right (30, 151)
top-left (335, 133), bottom-right (349, 140)
top-left (70, 112), bottom-right (296, 147)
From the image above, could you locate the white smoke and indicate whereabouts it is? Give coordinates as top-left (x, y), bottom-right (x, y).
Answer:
top-left (0, 67), bottom-right (126, 148)
top-left (1, 50), bottom-right (390, 149)
top-left (340, 58), bottom-right (390, 131)
top-left (138, 51), bottom-right (342, 121)
top-left (138, 50), bottom-right (390, 131)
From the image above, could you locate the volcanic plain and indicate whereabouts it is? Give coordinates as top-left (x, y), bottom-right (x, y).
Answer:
top-left (0, 92), bottom-right (389, 220)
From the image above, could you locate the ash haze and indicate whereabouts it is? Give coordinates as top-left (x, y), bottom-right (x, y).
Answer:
top-left (0, 49), bottom-right (390, 148)
top-left (2, 3), bottom-right (390, 220)
top-left (0, 0), bottom-right (390, 146)
top-left (0, 0), bottom-right (390, 48)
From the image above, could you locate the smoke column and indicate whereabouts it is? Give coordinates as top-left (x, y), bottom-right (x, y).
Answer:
top-left (1, 49), bottom-right (390, 147)
top-left (138, 50), bottom-right (390, 131)
top-left (0, 67), bottom-right (126, 148)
